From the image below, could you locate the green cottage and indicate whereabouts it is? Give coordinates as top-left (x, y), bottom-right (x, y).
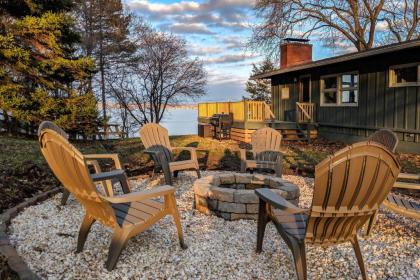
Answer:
top-left (253, 38), bottom-right (420, 153)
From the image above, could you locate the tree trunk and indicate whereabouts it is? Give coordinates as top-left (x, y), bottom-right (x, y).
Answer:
top-left (99, 0), bottom-right (107, 121)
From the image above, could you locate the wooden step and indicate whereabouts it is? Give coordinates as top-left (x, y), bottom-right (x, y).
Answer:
top-left (398, 173), bottom-right (420, 180)
top-left (394, 181), bottom-right (420, 190)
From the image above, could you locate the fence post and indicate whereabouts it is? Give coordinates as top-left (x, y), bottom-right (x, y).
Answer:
top-left (244, 100), bottom-right (248, 123)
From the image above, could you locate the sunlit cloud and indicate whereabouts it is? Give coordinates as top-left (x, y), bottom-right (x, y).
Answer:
top-left (170, 23), bottom-right (215, 34)
top-left (127, 1), bottom-right (200, 14)
top-left (204, 53), bottom-right (257, 64)
top-left (188, 44), bottom-right (224, 56)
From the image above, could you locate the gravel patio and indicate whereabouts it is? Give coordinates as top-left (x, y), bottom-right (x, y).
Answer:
top-left (9, 171), bottom-right (420, 279)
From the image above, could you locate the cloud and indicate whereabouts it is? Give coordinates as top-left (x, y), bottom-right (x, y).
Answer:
top-left (204, 53), bottom-right (256, 64)
top-left (375, 21), bottom-right (389, 32)
top-left (170, 23), bottom-right (215, 34)
top-left (220, 35), bottom-right (245, 50)
top-left (127, 1), bottom-right (200, 14)
top-left (128, 0), bottom-right (253, 32)
top-left (203, 74), bottom-right (248, 101)
top-left (126, 1), bottom-right (257, 100)
top-left (201, 0), bottom-right (254, 11)
top-left (329, 40), bottom-right (358, 53)
top-left (172, 13), bottom-right (248, 32)
top-left (128, 0), bottom-right (254, 14)
top-left (188, 44), bottom-right (223, 56)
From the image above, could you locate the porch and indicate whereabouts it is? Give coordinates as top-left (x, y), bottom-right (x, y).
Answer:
top-left (197, 100), bottom-right (317, 142)
top-left (198, 100), bottom-right (274, 142)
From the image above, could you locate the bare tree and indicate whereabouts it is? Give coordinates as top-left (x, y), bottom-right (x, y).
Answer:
top-left (250, 0), bottom-right (419, 57)
top-left (383, 0), bottom-right (419, 43)
top-left (108, 23), bottom-right (206, 125)
top-left (73, 0), bottom-right (134, 121)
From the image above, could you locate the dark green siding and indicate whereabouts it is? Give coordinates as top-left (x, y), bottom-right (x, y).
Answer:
top-left (271, 47), bottom-right (420, 153)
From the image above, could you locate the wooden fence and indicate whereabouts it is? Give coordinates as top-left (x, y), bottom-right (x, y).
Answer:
top-left (296, 102), bottom-right (315, 123)
top-left (198, 100), bottom-right (274, 122)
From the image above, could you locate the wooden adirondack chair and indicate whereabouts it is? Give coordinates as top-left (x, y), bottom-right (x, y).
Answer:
top-left (38, 121), bottom-right (129, 205)
top-left (38, 128), bottom-right (186, 271)
top-left (240, 127), bottom-right (283, 177)
top-left (140, 123), bottom-right (200, 185)
top-left (367, 129), bottom-right (420, 227)
top-left (255, 141), bottom-right (400, 280)
top-left (368, 129), bottom-right (399, 153)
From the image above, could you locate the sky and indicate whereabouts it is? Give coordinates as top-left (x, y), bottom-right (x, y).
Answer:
top-left (124, 0), bottom-right (337, 102)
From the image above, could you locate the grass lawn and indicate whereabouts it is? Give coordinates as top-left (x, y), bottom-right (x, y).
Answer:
top-left (1, 134), bottom-right (419, 212)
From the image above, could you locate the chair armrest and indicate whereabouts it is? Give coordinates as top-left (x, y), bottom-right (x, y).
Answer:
top-left (86, 159), bottom-right (102, 173)
top-left (255, 188), bottom-right (307, 214)
top-left (91, 169), bottom-right (126, 182)
top-left (84, 153), bottom-right (122, 169)
top-left (101, 185), bottom-right (175, 204)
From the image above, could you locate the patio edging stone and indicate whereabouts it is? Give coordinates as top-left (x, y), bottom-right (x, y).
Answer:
top-left (0, 187), bottom-right (62, 280)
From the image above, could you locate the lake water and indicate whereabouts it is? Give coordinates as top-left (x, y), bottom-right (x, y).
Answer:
top-left (110, 108), bottom-right (198, 137)
top-left (160, 108), bottom-right (198, 136)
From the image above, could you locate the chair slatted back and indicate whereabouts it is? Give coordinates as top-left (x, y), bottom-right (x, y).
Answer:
top-left (39, 129), bottom-right (117, 228)
top-left (369, 129), bottom-right (399, 153)
top-left (251, 127), bottom-right (282, 161)
top-left (305, 142), bottom-right (400, 244)
top-left (139, 123), bottom-right (174, 163)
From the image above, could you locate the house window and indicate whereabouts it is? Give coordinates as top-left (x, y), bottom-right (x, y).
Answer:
top-left (341, 73), bottom-right (358, 104)
top-left (321, 76), bottom-right (338, 104)
top-left (321, 72), bottom-right (358, 106)
top-left (389, 63), bottom-right (420, 87)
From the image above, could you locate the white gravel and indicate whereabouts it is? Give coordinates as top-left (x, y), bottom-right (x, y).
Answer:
top-left (9, 171), bottom-right (420, 279)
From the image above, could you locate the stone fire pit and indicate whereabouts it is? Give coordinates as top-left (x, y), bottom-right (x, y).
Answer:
top-left (193, 173), bottom-right (300, 220)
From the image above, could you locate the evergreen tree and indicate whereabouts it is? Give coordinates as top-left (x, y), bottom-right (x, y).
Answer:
top-left (0, 0), bottom-right (98, 135)
top-left (245, 58), bottom-right (274, 103)
top-left (73, 0), bottom-right (134, 121)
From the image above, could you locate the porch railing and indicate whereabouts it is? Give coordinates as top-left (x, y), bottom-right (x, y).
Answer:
top-left (296, 102), bottom-right (315, 123)
top-left (198, 100), bottom-right (274, 122)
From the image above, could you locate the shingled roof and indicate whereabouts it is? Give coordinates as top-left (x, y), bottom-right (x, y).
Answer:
top-left (252, 39), bottom-right (420, 79)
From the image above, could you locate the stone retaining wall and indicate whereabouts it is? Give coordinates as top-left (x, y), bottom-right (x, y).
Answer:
top-left (193, 174), bottom-right (300, 220)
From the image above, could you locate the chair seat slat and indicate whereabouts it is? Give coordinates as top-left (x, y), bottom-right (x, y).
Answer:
top-left (140, 199), bottom-right (164, 209)
top-left (112, 204), bottom-right (154, 221)
top-left (113, 209), bottom-right (143, 226)
top-left (128, 201), bottom-right (163, 215)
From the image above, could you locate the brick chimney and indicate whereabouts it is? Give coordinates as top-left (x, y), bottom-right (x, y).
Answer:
top-left (280, 38), bottom-right (312, 68)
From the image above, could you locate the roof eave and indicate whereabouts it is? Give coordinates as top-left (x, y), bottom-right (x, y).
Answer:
top-left (253, 39), bottom-right (420, 80)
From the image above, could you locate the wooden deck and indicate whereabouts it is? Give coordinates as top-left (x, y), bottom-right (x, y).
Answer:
top-left (197, 100), bottom-right (319, 142)
top-left (198, 100), bottom-right (274, 142)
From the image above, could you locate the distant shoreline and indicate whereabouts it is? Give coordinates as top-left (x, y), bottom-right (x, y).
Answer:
top-left (98, 103), bottom-right (198, 110)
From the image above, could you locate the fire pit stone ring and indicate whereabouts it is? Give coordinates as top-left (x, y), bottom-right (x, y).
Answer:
top-left (193, 173), bottom-right (300, 220)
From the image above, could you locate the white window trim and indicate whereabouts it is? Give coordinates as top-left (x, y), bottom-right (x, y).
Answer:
top-left (389, 63), bottom-right (420, 88)
top-left (320, 72), bottom-right (359, 107)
